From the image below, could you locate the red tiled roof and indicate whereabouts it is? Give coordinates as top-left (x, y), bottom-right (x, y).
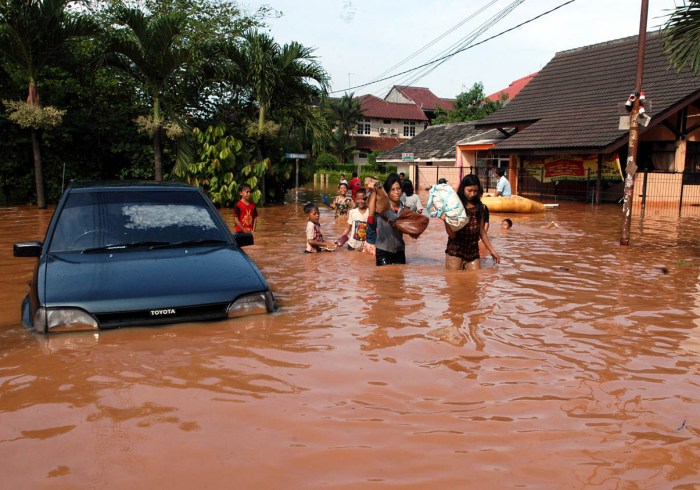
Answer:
top-left (394, 86), bottom-right (454, 111)
top-left (353, 136), bottom-right (404, 152)
top-left (487, 72), bottom-right (538, 102)
top-left (358, 95), bottom-right (428, 121)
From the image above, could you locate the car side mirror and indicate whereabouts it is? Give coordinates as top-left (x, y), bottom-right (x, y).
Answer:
top-left (14, 241), bottom-right (43, 257)
top-left (234, 233), bottom-right (254, 247)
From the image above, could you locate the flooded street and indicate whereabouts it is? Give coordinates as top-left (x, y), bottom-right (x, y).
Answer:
top-left (1, 187), bottom-right (700, 489)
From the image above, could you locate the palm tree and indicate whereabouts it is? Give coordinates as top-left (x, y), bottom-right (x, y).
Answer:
top-left (663, 2), bottom-right (700, 72)
top-left (0, 0), bottom-right (97, 208)
top-left (226, 30), bottom-right (328, 202)
top-left (324, 93), bottom-right (364, 163)
top-left (107, 7), bottom-right (195, 181)
top-left (325, 92), bottom-right (364, 135)
top-left (230, 30), bottom-right (329, 152)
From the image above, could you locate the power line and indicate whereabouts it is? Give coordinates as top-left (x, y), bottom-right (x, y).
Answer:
top-left (368, 0), bottom-right (498, 87)
top-left (330, 0), bottom-right (577, 95)
top-left (393, 0), bottom-right (526, 91)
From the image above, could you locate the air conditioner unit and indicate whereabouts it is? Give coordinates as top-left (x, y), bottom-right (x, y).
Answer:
top-left (379, 127), bottom-right (386, 134)
top-left (389, 128), bottom-right (396, 134)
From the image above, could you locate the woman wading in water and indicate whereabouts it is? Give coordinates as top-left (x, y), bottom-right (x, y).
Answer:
top-left (443, 174), bottom-right (500, 270)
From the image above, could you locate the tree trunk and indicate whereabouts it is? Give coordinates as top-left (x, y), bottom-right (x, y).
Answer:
top-left (154, 128), bottom-right (163, 181)
top-left (27, 81), bottom-right (46, 208)
top-left (258, 104), bottom-right (266, 135)
top-left (153, 92), bottom-right (163, 181)
top-left (256, 142), bottom-right (265, 206)
top-left (31, 128), bottom-right (46, 209)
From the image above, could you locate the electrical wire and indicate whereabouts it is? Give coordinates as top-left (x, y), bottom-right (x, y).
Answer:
top-left (368, 0), bottom-right (498, 86)
top-left (331, 0), bottom-right (577, 95)
top-left (392, 0), bottom-right (525, 91)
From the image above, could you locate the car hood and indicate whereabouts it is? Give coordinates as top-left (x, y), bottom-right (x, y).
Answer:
top-left (42, 246), bottom-right (267, 313)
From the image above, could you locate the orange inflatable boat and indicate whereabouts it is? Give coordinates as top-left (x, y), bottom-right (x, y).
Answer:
top-left (482, 195), bottom-right (546, 213)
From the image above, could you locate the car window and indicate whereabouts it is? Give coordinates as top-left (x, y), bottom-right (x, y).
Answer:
top-left (48, 189), bottom-right (229, 252)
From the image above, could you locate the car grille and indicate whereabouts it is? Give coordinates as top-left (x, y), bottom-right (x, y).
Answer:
top-left (94, 303), bottom-right (230, 329)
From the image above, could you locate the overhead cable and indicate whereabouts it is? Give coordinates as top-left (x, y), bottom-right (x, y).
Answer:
top-left (331, 0), bottom-right (577, 95)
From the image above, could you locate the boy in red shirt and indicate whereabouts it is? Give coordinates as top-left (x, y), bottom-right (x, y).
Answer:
top-left (233, 183), bottom-right (258, 235)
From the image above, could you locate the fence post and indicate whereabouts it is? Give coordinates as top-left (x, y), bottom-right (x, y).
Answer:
top-left (540, 167), bottom-right (544, 199)
top-left (641, 171), bottom-right (648, 212)
top-left (679, 172), bottom-right (684, 217)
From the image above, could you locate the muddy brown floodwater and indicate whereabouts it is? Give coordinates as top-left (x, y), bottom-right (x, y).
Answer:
top-left (1, 186), bottom-right (700, 489)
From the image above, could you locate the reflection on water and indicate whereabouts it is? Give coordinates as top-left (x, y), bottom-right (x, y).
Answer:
top-left (1, 188), bottom-right (699, 488)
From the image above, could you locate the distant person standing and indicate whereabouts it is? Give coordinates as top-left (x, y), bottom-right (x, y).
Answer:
top-left (401, 180), bottom-right (424, 213)
top-left (495, 168), bottom-right (512, 197)
top-left (339, 174), bottom-right (348, 186)
top-left (348, 171), bottom-right (362, 199)
top-left (233, 183), bottom-right (258, 235)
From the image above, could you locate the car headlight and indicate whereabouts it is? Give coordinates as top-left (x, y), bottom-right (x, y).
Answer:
top-left (227, 292), bottom-right (273, 318)
top-left (33, 307), bottom-right (99, 333)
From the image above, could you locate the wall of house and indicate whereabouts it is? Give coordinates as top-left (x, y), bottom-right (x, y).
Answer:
top-left (456, 149), bottom-right (477, 167)
top-left (352, 151), bottom-right (370, 166)
top-left (384, 88), bottom-right (412, 104)
top-left (358, 117), bottom-right (426, 138)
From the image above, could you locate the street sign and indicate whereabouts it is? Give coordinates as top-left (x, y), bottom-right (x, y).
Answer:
top-left (401, 153), bottom-right (414, 162)
top-left (285, 153), bottom-right (308, 159)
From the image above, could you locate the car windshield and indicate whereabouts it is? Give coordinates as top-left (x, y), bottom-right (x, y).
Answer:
top-left (48, 189), bottom-right (229, 252)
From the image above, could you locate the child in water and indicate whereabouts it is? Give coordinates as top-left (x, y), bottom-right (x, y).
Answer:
top-left (340, 188), bottom-right (370, 252)
top-left (304, 203), bottom-right (336, 253)
top-left (233, 183), bottom-right (258, 235)
top-left (501, 218), bottom-right (513, 229)
top-left (331, 182), bottom-right (354, 218)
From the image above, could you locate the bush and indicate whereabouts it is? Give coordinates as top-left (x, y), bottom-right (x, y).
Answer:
top-left (316, 152), bottom-right (339, 168)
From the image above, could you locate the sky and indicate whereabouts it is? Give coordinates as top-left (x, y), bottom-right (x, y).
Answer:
top-left (241, 0), bottom-right (681, 99)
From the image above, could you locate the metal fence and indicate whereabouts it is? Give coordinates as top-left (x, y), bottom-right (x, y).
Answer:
top-left (415, 165), bottom-right (700, 215)
top-left (415, 165), bottom-right (497, 193)
top-left (517, 167), bottom-right (613, 203)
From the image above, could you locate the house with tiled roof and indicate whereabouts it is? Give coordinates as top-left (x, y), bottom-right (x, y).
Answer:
top-left (351, 89), bottom-right (441, 165)
top-left (385, 86), bottom-right (455, 121)
top-left (376, 123), bottom-right (507, 190)
top-left (475, 31), bottom-right (700, 211)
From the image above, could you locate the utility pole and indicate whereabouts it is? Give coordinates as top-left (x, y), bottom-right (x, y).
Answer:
top-left (620, 0), bottom-right (649, 246)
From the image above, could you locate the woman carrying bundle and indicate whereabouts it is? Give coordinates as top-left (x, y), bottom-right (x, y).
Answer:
top-left (443, 174), bottom-right (500, 270)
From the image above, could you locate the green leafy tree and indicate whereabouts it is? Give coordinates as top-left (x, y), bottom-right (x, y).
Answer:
top-left (432, 82), bottom-right (506, 125)
top-left (0, 0), bottom-right (98, 208)
top-left (106, 7), bottom-right (198, 181)
top-left (663, 1), bottom-right (700, 72)
top-left (231, 30), bottom-right (329, 142)
top-left (323, 92), bottom-right (364, 163)
top-left (225, 29), bottom-right (329, 202)
top-left (174, 123), bottom-right (267, 207)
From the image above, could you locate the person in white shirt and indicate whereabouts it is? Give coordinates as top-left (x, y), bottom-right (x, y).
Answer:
top-left (400, 179), bottom-right (424, 213)
top-left (340, 189), bottom-right (371, 252)
top-left (495, 168), bottom-right (512, 197)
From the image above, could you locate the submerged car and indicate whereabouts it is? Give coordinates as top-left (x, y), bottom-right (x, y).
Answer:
top-left (14, 181), bottom-right (276, 333)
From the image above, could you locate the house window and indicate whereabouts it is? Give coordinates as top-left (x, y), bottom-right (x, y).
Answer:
top-left (383, 119), bottom-right (391, 125)
top-left (403, 121), bottom-right (416, 137)
top-left (357, 118), bottom-right (370, 135)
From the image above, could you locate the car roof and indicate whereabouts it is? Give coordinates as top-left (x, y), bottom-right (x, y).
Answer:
top-left (66, 180), bottom-right (198, 192)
